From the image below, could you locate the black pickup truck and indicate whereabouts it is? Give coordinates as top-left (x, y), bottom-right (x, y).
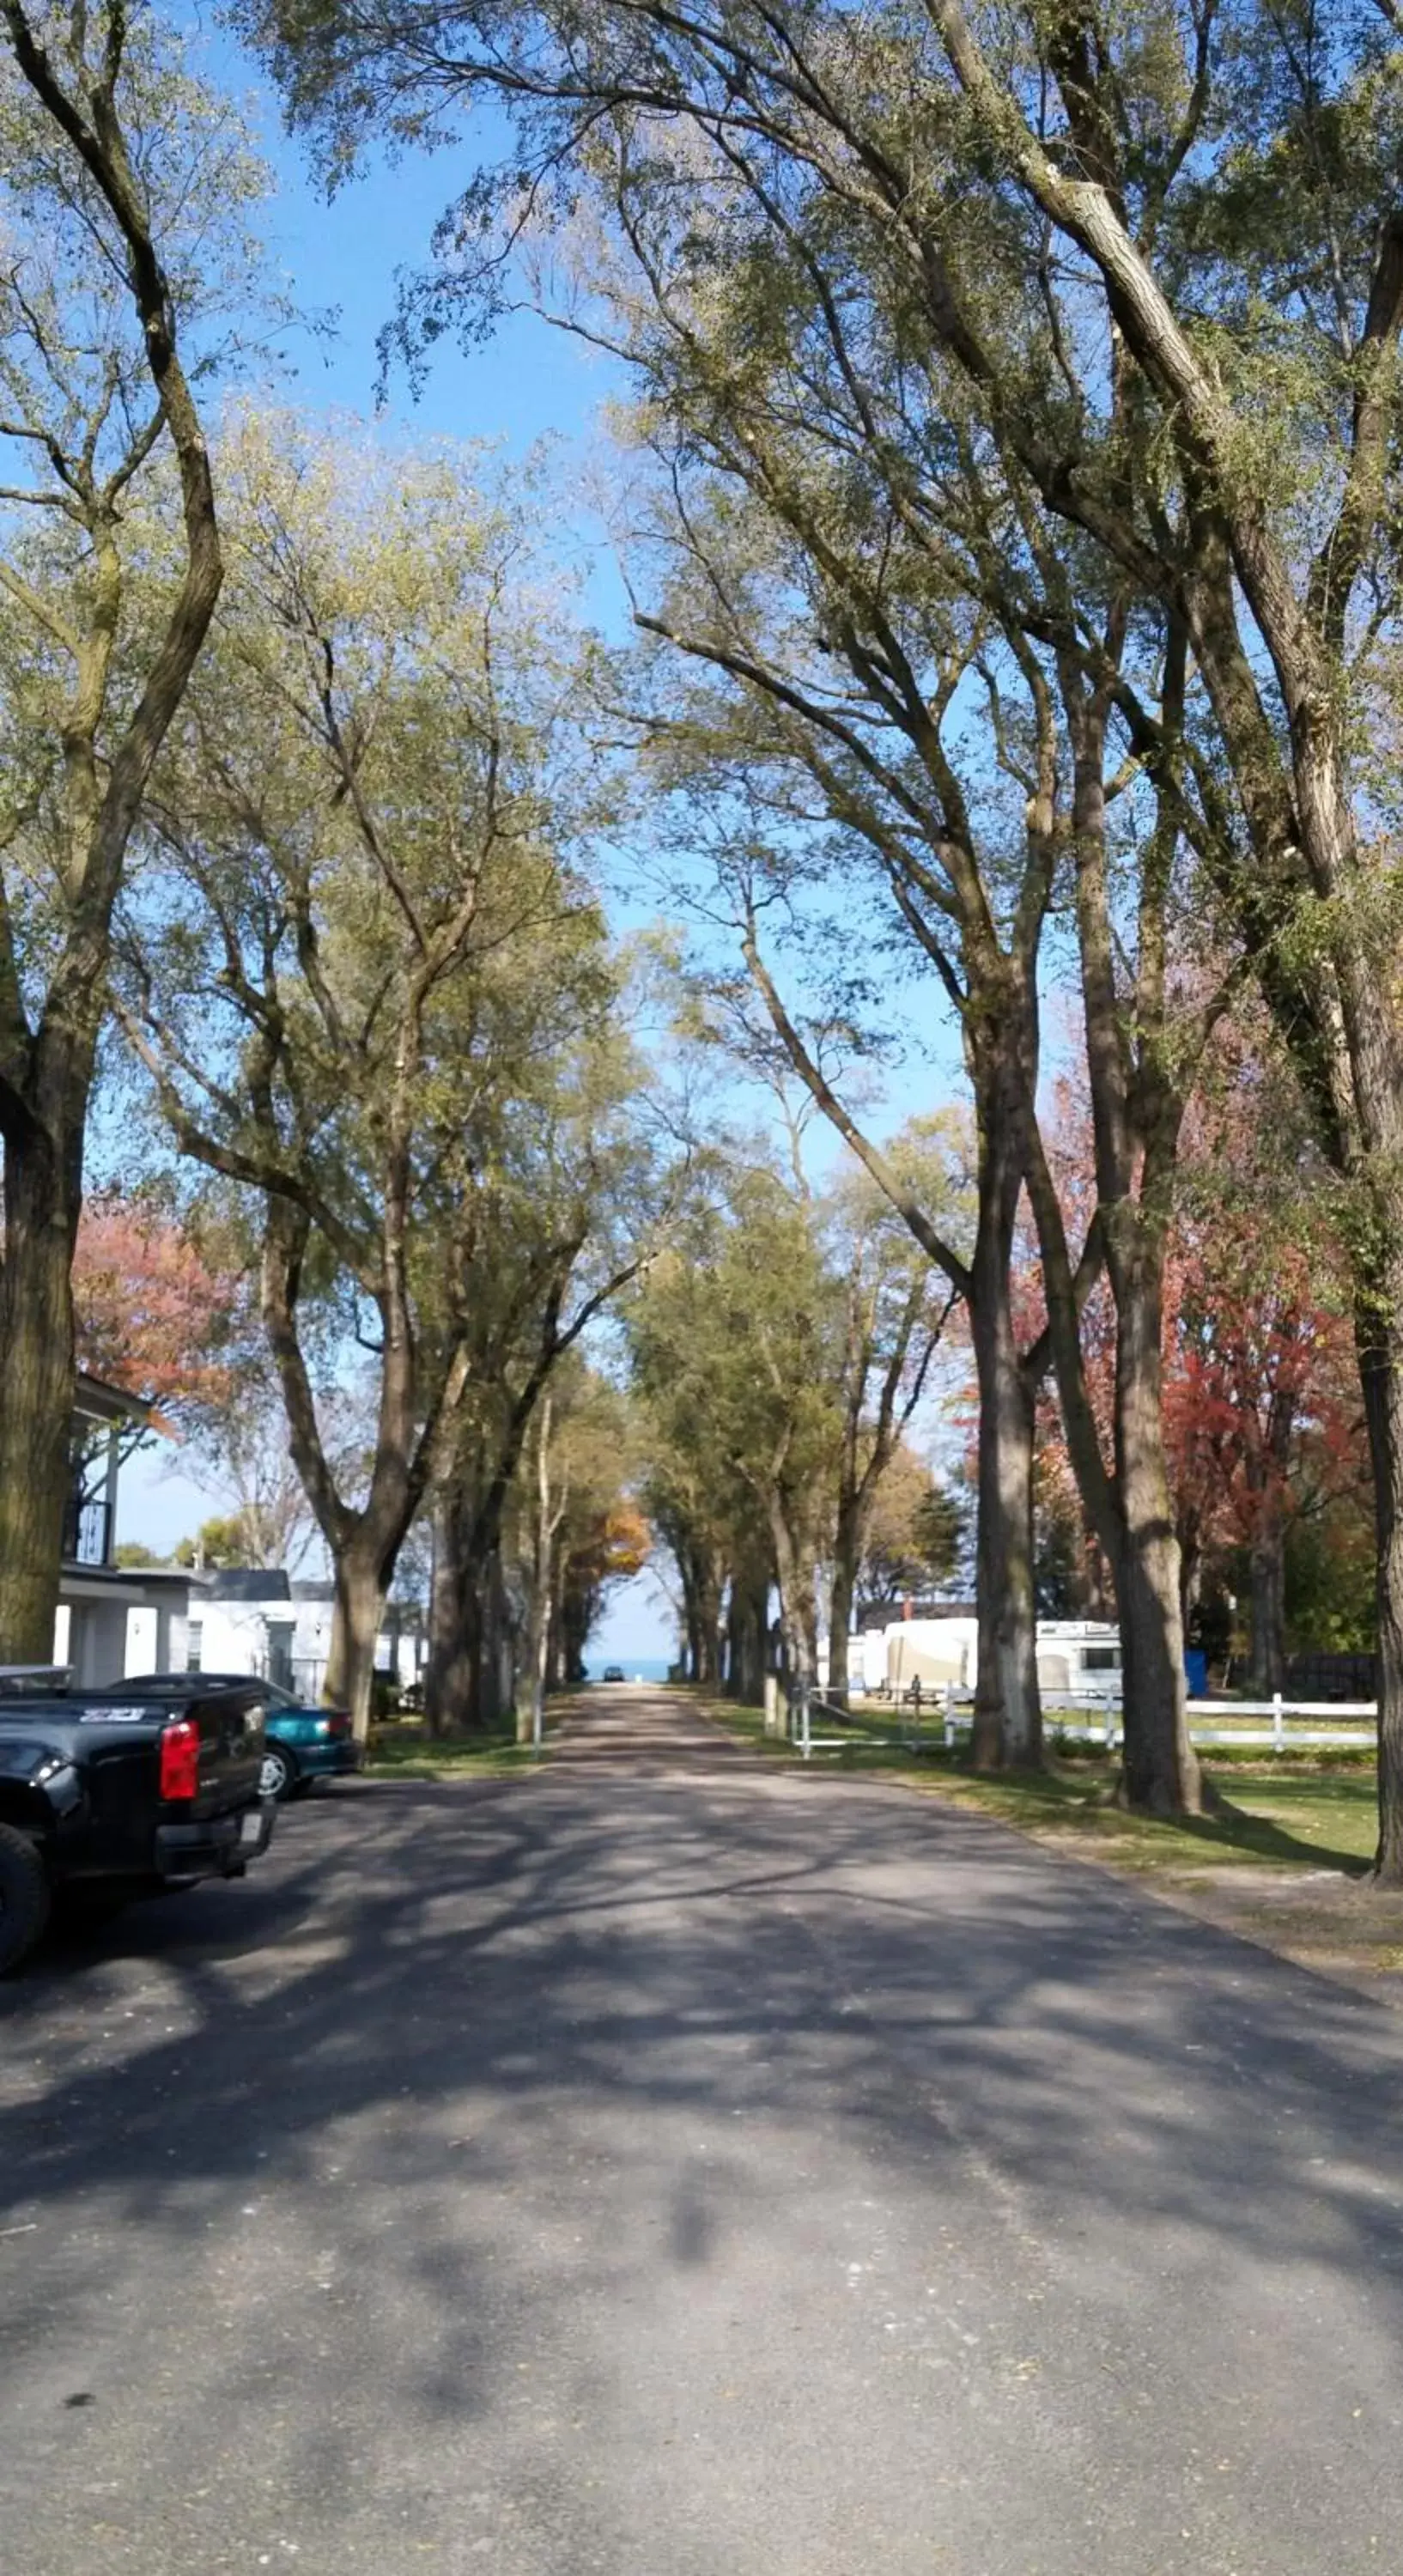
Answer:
top-left (0, 1673), bottom-right (276, 1973)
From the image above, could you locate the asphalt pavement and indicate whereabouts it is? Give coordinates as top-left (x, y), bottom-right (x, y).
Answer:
top-left (3, 1686), bottom-right (1403, 2575)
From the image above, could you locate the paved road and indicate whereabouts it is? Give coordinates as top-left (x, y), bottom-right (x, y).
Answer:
top-left (3, 1689), bottom-right (1403, 2575)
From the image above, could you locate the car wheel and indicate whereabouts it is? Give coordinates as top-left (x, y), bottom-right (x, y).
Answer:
top-left (0, 1822), bottom-right (51, 1974)
top-left (259, 1744), bottom-right (296, 1801)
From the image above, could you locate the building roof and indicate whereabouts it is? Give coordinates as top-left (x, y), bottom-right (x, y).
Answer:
top-left (202, 1568), bottom-right (292, 1603)
top-left (58, 1563), bottom-right (197, 1601)
top-left (72, 1369), bottom-right (154, 1427)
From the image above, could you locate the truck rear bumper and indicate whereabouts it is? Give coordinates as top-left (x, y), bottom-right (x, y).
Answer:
top-left (155, 1797), bottom-right (276, 1881)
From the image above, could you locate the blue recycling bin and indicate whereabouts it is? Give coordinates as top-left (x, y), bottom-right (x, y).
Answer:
top-left (1184, 1648), bottom-right (1208, 1697)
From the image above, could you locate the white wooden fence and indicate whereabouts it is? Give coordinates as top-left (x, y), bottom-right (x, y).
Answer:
top-left (782, 1684), bottom-right (1377, 1761)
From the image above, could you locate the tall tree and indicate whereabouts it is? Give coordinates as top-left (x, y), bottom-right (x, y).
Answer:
top-left (244, 0), bottom-right (1403, 1855)
top-left (630, 1144), bottom-right (959, 1701)
top-left (118, 416), bottom-right (630, 1735)
top-left (420, 1044), bottom-right (663, 1735)
top-left (630, 1184), bottom-right (836, 1697)
top-left (509, 1364), bottom-right (645, 1732)
top-left (626, 533), bottom-right (1062, 1765)
top-left (816, 1150), bottom-right (961, 1704)
top-left (0, 5), bottom-right (259, 1656)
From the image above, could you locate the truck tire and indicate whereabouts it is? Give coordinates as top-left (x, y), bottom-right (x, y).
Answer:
top-left (0, 1824), bottom-right (50, 1974)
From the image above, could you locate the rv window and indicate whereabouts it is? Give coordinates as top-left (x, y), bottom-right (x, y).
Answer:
top-left (1083, 1645), bottom-right (1121, 1672)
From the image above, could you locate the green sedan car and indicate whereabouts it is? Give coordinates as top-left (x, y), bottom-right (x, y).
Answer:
top-left (252, 1682), bottom-right (361, 1801)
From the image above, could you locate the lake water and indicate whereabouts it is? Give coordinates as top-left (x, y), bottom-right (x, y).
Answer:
top-left (585, 1656), bottom-right (676, 1684)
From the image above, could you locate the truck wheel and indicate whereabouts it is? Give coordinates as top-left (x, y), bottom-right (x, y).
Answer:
top-left (0, 1824), bottom-right (51, 1974)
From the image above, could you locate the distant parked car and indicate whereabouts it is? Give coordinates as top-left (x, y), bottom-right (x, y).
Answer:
top-left (88, 1673), bottom-right (361, 1801)
top-left (602, 1665), bottom-right (626, 1683)
top-left (251, 1683), bottom-right (361, 1799)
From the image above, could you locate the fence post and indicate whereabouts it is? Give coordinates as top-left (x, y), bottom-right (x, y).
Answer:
top-left (944, 1683), bottom-right (955, 1753)
top-left (763, 1674), bottom-right (779, 1737)
top-left (1104, 1707), bottom-right (1116, 1753)
top-left (1273, 1690), bottom-right (1285, 1754)
top-left (800, 1686), bottom-right (811, 1762)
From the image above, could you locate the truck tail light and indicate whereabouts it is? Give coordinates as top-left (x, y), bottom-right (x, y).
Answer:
top-left (160, 1716), bottom-right (200, 1801)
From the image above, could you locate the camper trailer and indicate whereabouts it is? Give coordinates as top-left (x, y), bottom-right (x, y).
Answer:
top-left (885, 1616), bottom-right (980, 1696)
top-left (1033, 1621), bottom-right (1122, 1705)
top-left (882, 1614), bottom-right (1121, 1704)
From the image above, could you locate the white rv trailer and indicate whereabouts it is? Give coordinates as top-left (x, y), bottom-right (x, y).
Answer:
top-left (883, 1615), bottom-right (1121, 1704)
top-left (885, 1617), bottom-right (980, 1694)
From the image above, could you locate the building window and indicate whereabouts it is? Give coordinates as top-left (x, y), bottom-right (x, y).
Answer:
top-left (186, 1622), bottom-right (203, 1674)
top-left (1083, 1646), bottom-right (1121, 1672)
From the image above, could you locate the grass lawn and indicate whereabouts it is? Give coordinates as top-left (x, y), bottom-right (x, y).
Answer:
top-left (365, 1718), bottom-right (543, 1780)
top-left (903, 1754), bottom-right (1378, 1874)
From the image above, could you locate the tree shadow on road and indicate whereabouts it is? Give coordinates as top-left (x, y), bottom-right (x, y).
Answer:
top-left (5, 1750), bottom-right (1403, 2561)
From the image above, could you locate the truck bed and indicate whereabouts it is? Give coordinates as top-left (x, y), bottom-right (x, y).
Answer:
top-left (0, 1680), bottom-right (275, 1968)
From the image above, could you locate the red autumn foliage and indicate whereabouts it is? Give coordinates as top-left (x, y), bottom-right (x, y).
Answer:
top-left (72, 1195), bottom-right (242, 1431)
top-left (1020, 1061), bottom-right (1368, 1640)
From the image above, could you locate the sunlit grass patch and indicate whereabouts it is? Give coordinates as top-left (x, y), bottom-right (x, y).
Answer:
top-left (365, 1719), bottom-right (539, 1780)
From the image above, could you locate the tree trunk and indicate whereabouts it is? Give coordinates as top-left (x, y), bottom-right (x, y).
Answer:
top-left (1112, 1248), bottom-right (1203, 1817)
top-left (724, 1584), bottom-right (743, 1696)
top-left (1177, 1506), bottom-right (1203, 1639)
top-left (694, 1553), bottom-right (723, 1686)
top-left (324, 1541), bottom-right (386, 1747)
top-left (425, 1493), bottom-right (476, 1734)
top-left (678, 1542), bottom-right (704, 1681)
top-left (726, 1561), bottom-right (769, 1704)
top-left (963, 1023), bottom-right (1044, 1776)
top-left (517, 1573), bottom-right (552, 1745)
top-left (556, 1587), bottom-right (590, 1684)
top-left (826, 1543), bottom-right (856, 1710)
top-left (1356, 1303), bottom-right (1403, 1883)
top-left (0, 1139), bottom-right (81, 1663)
top-left (767, 1499), bottom-right (815, 1697)
top-left (479, 1552), bottom-right (515, 1728)
top-left (1248, 1523), bottom-right (1287, 1698)
top-left (969, 1285), bottom-right (1041, 1771)
top-left (677, 1540), bottom-right (722, 1685)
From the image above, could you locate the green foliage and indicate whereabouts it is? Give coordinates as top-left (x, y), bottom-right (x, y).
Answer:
top-left (855, 1445), bottom-right (969, 1619)
top-left (173, 1511), bottom-right (282, 1571)
top-left (0, 8), bottom-right (275, 988)
top-left (121, 412), bottom-right (659, 1554)
top-left (1283, 1513), bottom-right (1377, 1658)
top-left (630, 1165), bottom-right (839, 1576)
top-left (629, 1121), bottom-right (965, 1667)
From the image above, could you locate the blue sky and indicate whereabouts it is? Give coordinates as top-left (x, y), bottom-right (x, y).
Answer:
top-left (121, 21), bottom-right (971, 1662)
